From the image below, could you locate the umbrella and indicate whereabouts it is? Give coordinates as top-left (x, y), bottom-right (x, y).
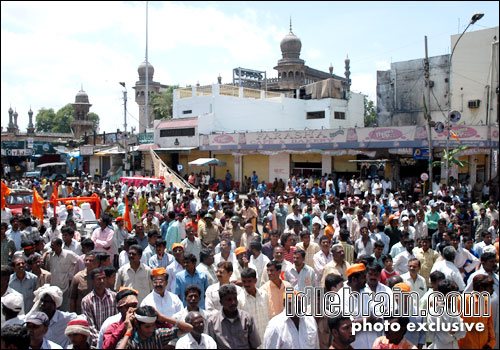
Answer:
top-left (188, 158), bottom-right (227, 166)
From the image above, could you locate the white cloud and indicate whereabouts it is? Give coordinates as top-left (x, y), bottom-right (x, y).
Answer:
top-left (375, 60), bottom-right (390, 71)
top-left (350, 73), bottom-right (377, 102)
top-left (1, 2), bottom-right (282, 132)
top-left (305, 49), bottom-right (321, 59)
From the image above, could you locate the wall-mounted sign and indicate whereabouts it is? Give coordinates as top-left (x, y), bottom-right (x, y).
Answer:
top-left (80, 146), bottom-right (94, 156)
top-left (138, 133), bottom-right (154, 145)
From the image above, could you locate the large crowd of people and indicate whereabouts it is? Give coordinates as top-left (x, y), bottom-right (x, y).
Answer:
top-left (1, 172), bottom-right (499, 349)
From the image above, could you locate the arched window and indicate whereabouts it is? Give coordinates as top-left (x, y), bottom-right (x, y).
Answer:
top-left (283, 72), bottom-right (287, 79)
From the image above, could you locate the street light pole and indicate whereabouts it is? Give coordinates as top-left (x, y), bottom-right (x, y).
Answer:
top-left (119, 82), bottom-right (128, 176)
top-left (446, 13), bottom-right (484, 186)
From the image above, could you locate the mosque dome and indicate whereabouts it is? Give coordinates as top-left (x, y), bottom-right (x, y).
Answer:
top-left (75, 89), bottom-right (89, 104)
top-left (138, 61), bottom-right (154, 81)
top-left (280, 30), bottom-right (302, 60)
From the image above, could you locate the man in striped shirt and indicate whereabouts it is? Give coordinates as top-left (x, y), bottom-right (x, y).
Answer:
top-left (81, 267), bottom-right (117, 347)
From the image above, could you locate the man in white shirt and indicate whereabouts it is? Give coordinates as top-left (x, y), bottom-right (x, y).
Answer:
top-left (313, 236), bottom-right (333, 282)
top-left (371, 178), bottom-right (383, 196)
top-left (141, 267), bottom-right (183, 318)
top-left (166, 244), bottom-right (185, 293)
top-left (175, 311), bottom-right (217, 349)
top-left (400, 258), bottom-right (427, 300)
top-left (205, 262), bottom-right (245, 314)
top-left (181, 225), bottom-right (202, 264)
top-left (284, 249), bottom-right (317, 292)
top-left (357, 262), bottom-right (393, 348)
top-left (248, 240), bottom-right (270, 287)
top-left (197, 248), bottom-right (217, 286)
top-left (430, 246), bottom-right (466, 291)
top-left (450, 233), bottom-right (479, 279)
top-left (285, 205), bottom-right (303, 231)
top-left (263, 298), bottom-right (319, 349)
top-left (381, 177), bottom-right (392, 193)
top-left (240, 267), bottom-right (271, 344)
top-left (393, 238), bottom-right (416, 275)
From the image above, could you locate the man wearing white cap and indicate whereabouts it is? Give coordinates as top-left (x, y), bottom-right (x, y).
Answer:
top-left (400, 216), bottom-right (415, 240)
top-left (27, 284), bottom-right (78, 348)
top-left (1, 293), bottom-right (24, 328)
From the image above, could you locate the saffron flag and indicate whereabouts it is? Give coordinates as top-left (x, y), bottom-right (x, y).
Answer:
top-left (51, 183), bottom-right (59, 216)
top-left (1, 181), bottom-right (11, 210)
top-left (51, 183), bottom-right (59, 203)
top-left (32, 187), bottom-right (45, 223)
top-left (123, 195), bottom-right (132, 231)
top-left (451, 131), bottom-right (461, 144)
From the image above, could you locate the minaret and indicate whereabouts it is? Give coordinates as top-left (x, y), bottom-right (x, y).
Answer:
top-left (329, 63), bottom-right (333, 76)
top-left (345, 55), bottom-right (351, 90)
top-left (135, 61), bottom-right (160, 133)
top-left (7, 107), bottom-right (15, 132)
top-left (71, 88), bottom-right (94, 138)
top-left (13, 110), bottom-right (19, 132)
top-left (27, 107), bottom-right (35, 134)
top-left (217, 74), bottom-right (222, 84)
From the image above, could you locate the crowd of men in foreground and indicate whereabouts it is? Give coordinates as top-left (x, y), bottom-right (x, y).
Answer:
top-left (1, 172), bottom-right (499, 349)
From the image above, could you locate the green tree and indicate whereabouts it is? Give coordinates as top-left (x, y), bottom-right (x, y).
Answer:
top-left (34, 104), bottom-right (99, 134)
top-left (88, 112), bottom-right (99, 132)
top-left (150, 85), bottom-right (179, 120)
top-left (53, 104), bottom-right (75, 133)
top-left (432, 145), bottom-right (472, 168)
top-left (35, 108), bottom-right (56, 132)
top-left (364, 96), bottom-right (377, 127)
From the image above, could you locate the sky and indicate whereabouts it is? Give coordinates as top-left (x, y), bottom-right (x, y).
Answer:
top-left (1, 1), bottom-right (499, 134)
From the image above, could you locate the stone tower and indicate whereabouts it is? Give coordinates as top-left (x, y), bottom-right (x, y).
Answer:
top-left (7, 107), bottom-right (16, 133)
top-left (70, 88), bottom-right (94, 138)
top-left (27, 107), bottom-right (35, 134)
top-left (134, 61), bottom-right (161, 133)
top-left (274, 20), bottom-right (306, 90)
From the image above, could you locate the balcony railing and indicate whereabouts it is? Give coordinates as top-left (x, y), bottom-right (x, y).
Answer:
top-left (177, 84), bottom-right (283, 100)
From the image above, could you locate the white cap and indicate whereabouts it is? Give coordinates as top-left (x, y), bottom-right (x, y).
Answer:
top-left (401, 216), bottom-right (409, 222)
top-left (1, 293), bottom-right (23, 312)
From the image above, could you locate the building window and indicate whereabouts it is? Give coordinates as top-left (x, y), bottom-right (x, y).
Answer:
top-left (182, 110), bottom-right (192, 115)
top-left (306, 111), bottom-right (325, 119)
top-left (160, 128), bottom-right (195, 137)
top-left (334, 112), bottom-right (346, 120)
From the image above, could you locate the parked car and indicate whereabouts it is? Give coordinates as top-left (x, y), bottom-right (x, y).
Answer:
top-left (24, 162), bottom-right (68, 182)
top-left (6, 188), bottom-right (33, 216)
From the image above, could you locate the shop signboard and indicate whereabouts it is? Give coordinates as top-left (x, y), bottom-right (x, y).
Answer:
top-left (138, 133), bottom-right (154, 145)
top-left (413, 148), bottom-right (429, 159)
top-left (33, 142), bottom-right (56, 154)
top-left (80, 146), bottom-right (94, 156)
top-left (2, 149), bottom-right (34, 156)
top-left (1, 141), bottom-right (25, 149)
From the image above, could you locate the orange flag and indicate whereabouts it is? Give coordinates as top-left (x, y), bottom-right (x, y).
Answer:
top-left (123, 195), bottom-right (132, 231)
top-left (451, 131), bottom-right (461, 144)
top-left (51, 183), bottom-right (59, 216)
top-left (51, 183), bottom-right (59, 202)
top-left (32, 187), bottom-right (45, 223)
top-left (1, 181), bottom-right (11, 210)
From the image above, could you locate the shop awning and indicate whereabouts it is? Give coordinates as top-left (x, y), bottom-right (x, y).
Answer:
top-left (137, 143), bottom-right (159, 152)
top-left (94, 145), bottom-right (125, 156)
top-left (188, 158), bottom-right (227, 166)
top-left (155, 147), bottom-right (196, 154)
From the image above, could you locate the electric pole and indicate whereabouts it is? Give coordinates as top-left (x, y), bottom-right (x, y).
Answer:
top-left (424, 36), bottom-right (433, 188)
